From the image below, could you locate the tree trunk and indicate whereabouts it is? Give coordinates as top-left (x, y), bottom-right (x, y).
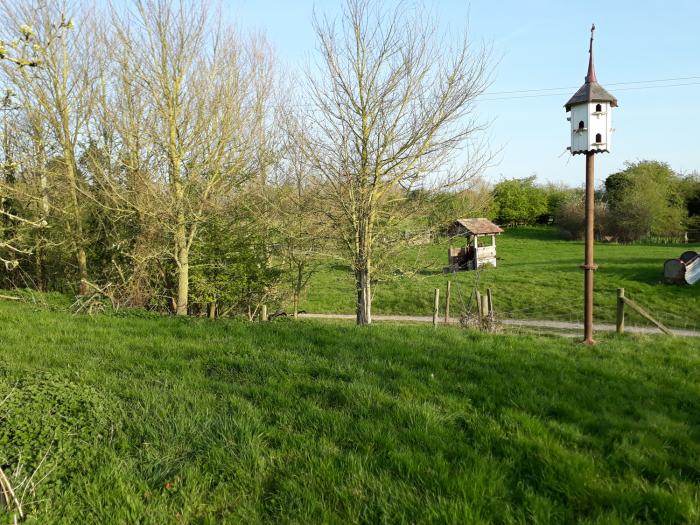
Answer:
top-left (207, 302), bottom-right (217, 319)
top-left (34, 242), bottom-right (44, 291)
top-left (77, 247), bottom-right (88, 295)
top-left (63, 108), bottom-right (88, 295)
top-left (175, 225), bottom-right (189, 316)
top-left (293, 264), bottom-right (304, 319)
top-left (355, 267), bottom-right (371, 325)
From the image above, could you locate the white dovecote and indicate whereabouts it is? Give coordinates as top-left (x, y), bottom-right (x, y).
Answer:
top-left (565, 25), bottom-right (618, 155)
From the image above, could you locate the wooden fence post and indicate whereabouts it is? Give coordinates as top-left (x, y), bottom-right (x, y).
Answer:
top-left (261, 304), bottom-right (268, 322)
top-left (475, 290), bottom-right (482, 319)
top-left (481, 295), bottom-right (489, 321)
top-left (433, 288), bottom-right (440, 328)
top-left (616, 288), bottom-right (625, 334)
top-left (445, 280), bottom-right (451, 324)
top-left (486, 288), bottom-right (494, 320)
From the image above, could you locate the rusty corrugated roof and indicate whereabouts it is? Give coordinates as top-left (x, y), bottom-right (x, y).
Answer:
top-left (454, 218), bottom-right (504, 235)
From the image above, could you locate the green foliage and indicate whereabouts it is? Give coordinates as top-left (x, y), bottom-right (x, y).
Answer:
top-left (553, 191), bottom-right (586, 239)
top-left (1, 301), bottom-right (699, 522)
top-left (604, 161), bottom-right (687, 241)
top-left (679, 172), bottom-right (700, 240)
top-left (492, 176), bottom-right (548, 225)
top-left (426, 184), bottom-right (494, 232)
top-left (683, 175), bottom-right (700, 216)
top-left (541, 183), bottom-right (580, 223)
top-left (553, 190), bottom-right (612, 241)
top-left (189, 211), bottom-right (281, 317)
top-left (0, 369), bottom-right (114, 517)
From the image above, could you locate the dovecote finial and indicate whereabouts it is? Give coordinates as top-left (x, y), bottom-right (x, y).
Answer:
top-left (586, 24), bottom-right (597, 83)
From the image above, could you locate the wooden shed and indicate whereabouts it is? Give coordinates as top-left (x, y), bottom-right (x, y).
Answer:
top-left (446, 218), bottom-right (504, 272)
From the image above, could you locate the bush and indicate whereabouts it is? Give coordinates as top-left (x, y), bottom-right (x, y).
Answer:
top-left (554, 193), bottom-right (585, 239)
top-left (492, 176), bottom-right (548, 225)
top-left (189, 210), bottom-right (282, 318)
top-left (554, 192), bottom-right (610, 240)
top-left (541, 183), bottom-right (580, 225)
top-left (426, 180), bottom-right (494, 233)
top-left (604, 161), bottom-right (687, 242)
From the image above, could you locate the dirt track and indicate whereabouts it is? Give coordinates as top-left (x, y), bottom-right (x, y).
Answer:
top-left (299, 313), bottom-right (700, 337)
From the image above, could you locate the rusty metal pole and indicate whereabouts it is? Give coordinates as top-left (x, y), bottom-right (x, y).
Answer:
top-left (583, 151), bottom-right (596, 344)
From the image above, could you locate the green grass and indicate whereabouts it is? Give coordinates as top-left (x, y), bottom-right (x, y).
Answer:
top-left (1, 301), bottom-right (699, 523)
top-left (299, 226), bottom-right (700, 329)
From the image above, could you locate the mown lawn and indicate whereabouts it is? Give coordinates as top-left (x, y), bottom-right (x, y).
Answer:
top-left (299, 227), bottom-right (700, 329)
top-left (1, 301), bottom-right (699, 523)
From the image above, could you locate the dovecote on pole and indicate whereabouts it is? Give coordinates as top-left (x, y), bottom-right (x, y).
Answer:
top-left (565, 24), bottom-right (618, 345)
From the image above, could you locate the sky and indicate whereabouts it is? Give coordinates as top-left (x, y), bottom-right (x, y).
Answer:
top-left (137, 1), bottom-right (700, 187)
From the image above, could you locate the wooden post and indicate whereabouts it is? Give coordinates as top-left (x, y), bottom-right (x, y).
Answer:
top-left (444, 280), bottom-right (451, 324)
top-left (616, 288), bottom-right (625, 334)
top-left (486, 288), bottom-right (494, 319)
top-left (261, 304), bottom-right (268, 322)
top-left (433, 288), bottom-right (440, 328)
top-left (480, 295), bottom-right (489, 321)
top-left (582, 151), bottom-right (596, 344)
top-left (475, 290), bottom-right (482, 319)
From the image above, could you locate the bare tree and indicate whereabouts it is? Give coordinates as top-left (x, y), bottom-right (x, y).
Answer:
top-left (110, 0), bottom-right (272, 315)
top-left (1, 0), bottom-right (98, 294)
top-left (268, 110), bottom-right (327, 318)
top-left (305, 0), bottom-right (493, 325)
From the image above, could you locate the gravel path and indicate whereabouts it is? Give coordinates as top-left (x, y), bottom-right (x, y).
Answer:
top-left (299, 313), bottom-right (700, 337)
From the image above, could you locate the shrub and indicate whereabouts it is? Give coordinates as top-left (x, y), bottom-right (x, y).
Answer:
top-left (426, 180), bottom-right (494, 233)
top-left (492, 176), bottom-right (548, 225)
top-left (604, 161), bottom-right (687, 242)
top-left (189, 210), bottom-right (282, 318)
top-left (554, 192), bottom-right (610, 240)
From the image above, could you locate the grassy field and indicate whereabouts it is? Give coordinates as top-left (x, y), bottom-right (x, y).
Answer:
top-left (299, 227), bottom-right (700, 329)
top-left (1, 300), bottom-right (699, 523)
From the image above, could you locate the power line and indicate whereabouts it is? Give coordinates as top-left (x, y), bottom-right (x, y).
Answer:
top-left (288, 74), bottom-right (700, 107)
top-left (479, 80), bottom-right (700, 102)
top-left (482, 75), bottom-right (700, 96)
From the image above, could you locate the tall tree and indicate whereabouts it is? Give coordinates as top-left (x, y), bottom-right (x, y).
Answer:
top-left (270, 111), bottom-right (327, 318)
top-left (1, 0), bottom-right (96, 294)
top-left (110, 0), bottom-right (272, 315)
top-left (305, 0), bottom-right (492, 324)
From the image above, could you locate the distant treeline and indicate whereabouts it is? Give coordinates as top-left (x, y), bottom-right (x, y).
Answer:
top-left (463, 161), bottom-right (698, 242)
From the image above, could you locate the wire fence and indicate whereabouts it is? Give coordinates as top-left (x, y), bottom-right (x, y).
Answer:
top-left (447, 276), bottom-right (699, 338)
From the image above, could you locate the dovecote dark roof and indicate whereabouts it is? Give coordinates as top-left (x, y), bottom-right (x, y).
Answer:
top-left (565, 82), bottom-right (618, 111)
top-left (564, 24), bottom-right (618, 112)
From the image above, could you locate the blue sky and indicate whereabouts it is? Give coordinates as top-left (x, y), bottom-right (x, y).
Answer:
top-left (203, 1), bottom-right (700, 186)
